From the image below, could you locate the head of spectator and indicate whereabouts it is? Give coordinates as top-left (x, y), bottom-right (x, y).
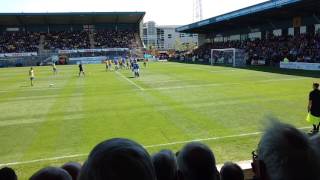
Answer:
top-left (313, 83), bottom-right (319, 90)
top-left (152, 149), bottom-right (178, 180)
top-left (177, 142), bottom-right (220, 180)
top-left (61, 162), bottom-right (81, 180)
top-left (79, 138), bottom-right (156, 180)
top-left (220, 162), bottom-right (244, 180)
top-left (255, 121), bottom-right (320, 180)
top-left (310, 134), bottom-right (320, 159)
top-left (30, 167), bottom-right (72, 180)
top-left (0, 167), bottom-right (17, 180)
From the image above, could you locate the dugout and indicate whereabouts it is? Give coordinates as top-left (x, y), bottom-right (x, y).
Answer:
top-left (177, 0), bottom-right (320, 46)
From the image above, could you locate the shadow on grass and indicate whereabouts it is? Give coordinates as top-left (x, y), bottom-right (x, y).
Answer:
top-left (239, 66), bottom-right (320, 78)
top-left (20, 85), bottom-right (31, 88)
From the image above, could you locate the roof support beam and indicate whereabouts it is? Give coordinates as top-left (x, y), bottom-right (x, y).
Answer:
top-left (268, 20), bottom-right (277, 29)
top-left (16, 15), bottom-right (23, 26)
top-left (313, 14), bottom-right (320, 23)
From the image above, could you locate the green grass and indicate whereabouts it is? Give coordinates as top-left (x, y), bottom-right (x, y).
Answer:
top-left (0, 62), bottom-right (318, 179)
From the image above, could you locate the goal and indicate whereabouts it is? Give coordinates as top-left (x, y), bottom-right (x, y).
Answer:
top-left (210, 48), bottom-right (246, 67)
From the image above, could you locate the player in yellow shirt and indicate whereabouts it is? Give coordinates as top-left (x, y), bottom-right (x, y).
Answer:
top-left (29, 67), bottom-right (35, 86)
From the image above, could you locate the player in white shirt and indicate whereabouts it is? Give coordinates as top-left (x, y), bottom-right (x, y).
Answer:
top-left (52, 62), bottom-right (57, 75)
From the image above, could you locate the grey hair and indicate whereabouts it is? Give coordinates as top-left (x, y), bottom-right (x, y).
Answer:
top-left (257, 120), bottom-right (320, 180)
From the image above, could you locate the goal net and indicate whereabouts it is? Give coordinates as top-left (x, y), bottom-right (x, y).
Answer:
top-left (210, 48), bottom-right (246, 67)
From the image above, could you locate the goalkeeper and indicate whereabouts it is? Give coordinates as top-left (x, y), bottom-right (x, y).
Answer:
top-left (307, 83), bottom-right (320, 134)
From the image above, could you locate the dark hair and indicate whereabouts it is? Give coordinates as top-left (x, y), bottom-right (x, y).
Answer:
top-left (0, 167), bottom-right (17, 180)
top-left (314, 83), bottom-right (319, 89)
top-left (220, 162), bottom-right (244, 180)
top-left (257, 121), bottom-right (320, 180)
top-left (79, 138), bottom-right (156, 180)
top-left (177, 142), bottom-right (219, 180)
top-left (61, 162), bottom-right (81, 180)
top-left (30, 167), bottom-right (72, 180)
top-left (152, 149), bottom-right (178, 180)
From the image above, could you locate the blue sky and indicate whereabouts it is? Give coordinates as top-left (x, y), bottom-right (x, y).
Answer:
top-left (0, 0), bottom-right (268, 25)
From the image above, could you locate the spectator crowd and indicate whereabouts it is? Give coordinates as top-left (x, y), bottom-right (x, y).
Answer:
top-left (1, 121), bottom-right (320, 180)
top-left (0, 30), bottom-right (137, 53)
top-left (0, 32), bottom-right (40, 53)
top-left (192, 32), bottom-right (320, 64)
top-left (94, 30), bottom-right (136, 48)
top-left (44, 31), bottom-right (91, 50)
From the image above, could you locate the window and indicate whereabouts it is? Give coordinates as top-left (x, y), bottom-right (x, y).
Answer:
top-left (300, 26), bottom-right (306, 34)
top-left (168, 34), bottom-right (172, 38)
top-left (316, 24), bottom-right (320, 33)
top-left (288, 28), bottom-right (294, 36)
top-left (273, 29), bottom-right (282, 36)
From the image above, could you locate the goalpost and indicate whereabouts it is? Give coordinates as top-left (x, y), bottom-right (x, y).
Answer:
top-left (210, 48), bottom-right (246, 67)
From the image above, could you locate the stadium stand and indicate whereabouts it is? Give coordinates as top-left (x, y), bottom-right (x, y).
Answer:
top-left (176, 0), bottom-right (320, 68)
top-left (192, 32), bottom-right (320, 65)
top-left (0, 12), bottom-right (145, 67)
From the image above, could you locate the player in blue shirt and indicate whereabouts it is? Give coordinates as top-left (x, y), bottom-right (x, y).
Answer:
top-left (133, 62), bottom-right (140, 78)
top-left (114, 59), bottom-right (119, 71)
top-left (122, 58), bottom-right (126, 69)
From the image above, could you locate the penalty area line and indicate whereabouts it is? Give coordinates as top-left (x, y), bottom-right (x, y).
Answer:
top-left (115, 71), bottom-right (145, 91)
top-left (0, 127), bottom-right (310, 167)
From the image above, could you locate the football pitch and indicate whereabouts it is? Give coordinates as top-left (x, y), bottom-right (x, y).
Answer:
top-left (0, 62), bottom-right (319, 179)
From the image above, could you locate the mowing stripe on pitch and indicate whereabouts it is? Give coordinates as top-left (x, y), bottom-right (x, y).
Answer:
top-left (146, 77), bottom-right (309, 91)
top-left (0, 87), bottom-right (62, 93)
top-left (115, 71), bottom-right (145, 91)
top-left (0, 127), bottom-right (310, 167)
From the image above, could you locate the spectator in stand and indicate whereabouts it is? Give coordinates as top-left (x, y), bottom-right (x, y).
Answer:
top-left (191, 32), bottom-right (320, 65)
top-left (177, 142), bottom-right (220, 180)
top-left (44, 31), bottom-right (90, 50)
top-left (252, 121), bottom-right (320, 180)
top-left (220, 162), bottom-right (244, 180)
top-left (0, 32), bottom-right (40, 53)
top-left (151, 149), bottom-right (178, 180)
top-left (61, 162), bottom-right (82, 180)
top-left (0, 167), bottom-right (17, 180)
top-left (79, 138), bottom-right (156, 180)
top-left (94, 30), bottom-right (135, 48)
top-left (30, 167), bottom-right (72, 180)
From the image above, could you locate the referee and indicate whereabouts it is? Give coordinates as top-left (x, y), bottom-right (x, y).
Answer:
top-left (307, 83), bottom-right (320, 134)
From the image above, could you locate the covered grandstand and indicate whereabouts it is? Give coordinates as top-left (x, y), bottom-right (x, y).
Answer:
top-left (176, 0), bottom-right (320, 69)
top-left (0, 12), bottom-right (145, 67)
top-left (177, 0), bottom-right (319, 35)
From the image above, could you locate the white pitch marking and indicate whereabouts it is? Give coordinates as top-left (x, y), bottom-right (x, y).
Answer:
top-left (0, 127), bottom-right (310, 167)
top-left (141, 79), bottom-right (187, 83)
top-left (146, 77), bottom-right (312, 91)
top-left (148, 83), bottom-right (241, 91)
top-left (115, 71), bottom-right (145, 91)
